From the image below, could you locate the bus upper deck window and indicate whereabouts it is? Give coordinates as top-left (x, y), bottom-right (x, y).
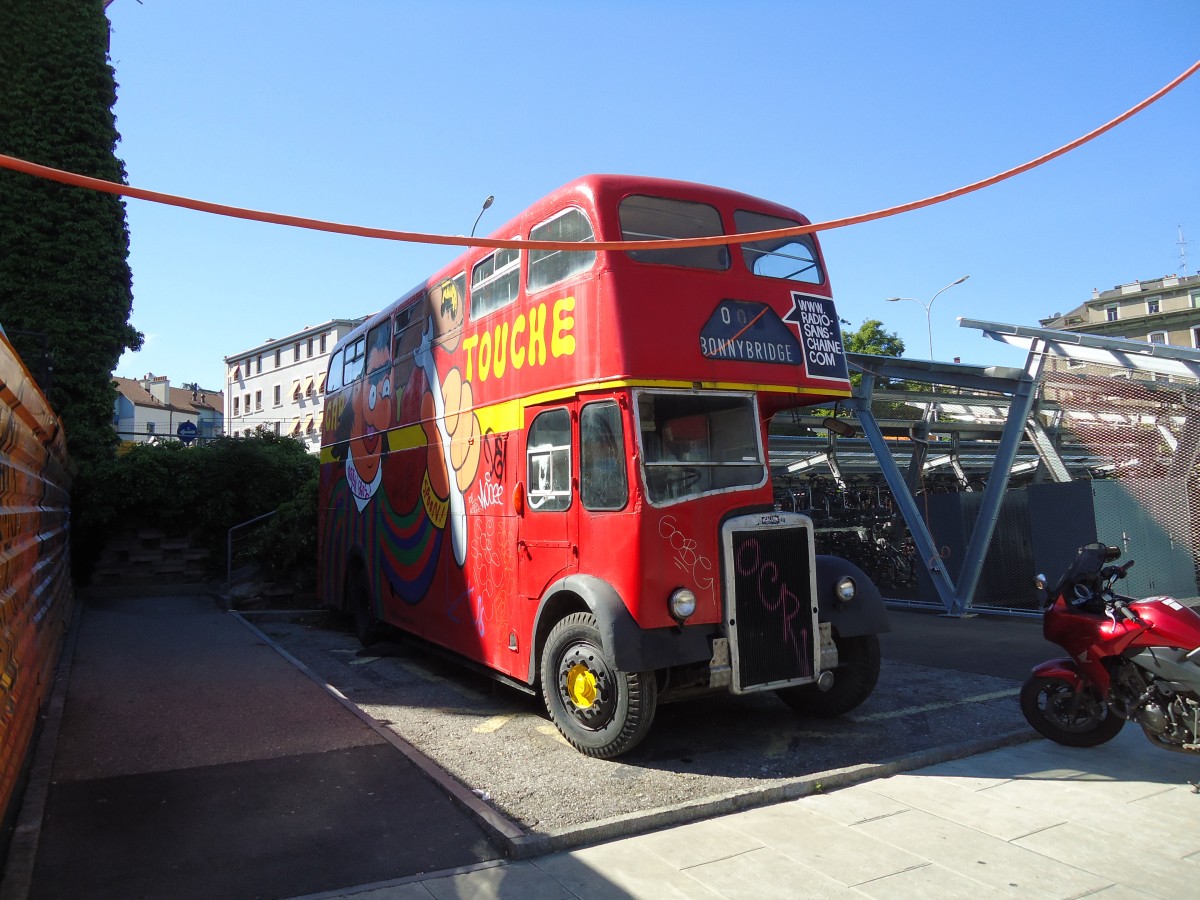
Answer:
top-left (393, 305), bottom-right (416, 362)
top-left (735, 210), bottom-right (824, 284)
top-left (365, 321), bottom-right (392, 373)
top-left (342, 336), bottom-right (366, 385)
top-left (325, 349), bottom-right (344, 393)
top-left (471, 245), bottom-right (521, 319)
top-left (619, 195), bottom-right (728, 270)
top-left (529, 208), bottom-right (596, 292)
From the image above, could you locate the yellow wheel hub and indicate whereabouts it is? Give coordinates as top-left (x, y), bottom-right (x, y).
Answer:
top-left (566, 663), bottom-right (598, 708)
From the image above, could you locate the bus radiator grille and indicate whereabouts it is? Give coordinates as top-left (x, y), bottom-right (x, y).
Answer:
top-left (729, 525), bottom-right (816, 690)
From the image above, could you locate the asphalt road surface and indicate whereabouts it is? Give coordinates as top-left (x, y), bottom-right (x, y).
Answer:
top-left (247, 607), bottom-right (1043, 854)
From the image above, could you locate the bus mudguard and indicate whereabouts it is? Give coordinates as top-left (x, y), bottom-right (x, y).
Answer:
top-left (813, 555), bottom-right (891, 637)
top-left (529, 574), bottom-right (713, 681)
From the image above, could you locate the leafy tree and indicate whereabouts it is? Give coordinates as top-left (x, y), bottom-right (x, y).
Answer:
top-left (840, 318), bottom-right (923, 421)
top-left (843, 318), bottom-right (906, 358)
top-left (841, 318), bottom-right (908, 389)
top-left (0, 1), bottom-right (142, 468)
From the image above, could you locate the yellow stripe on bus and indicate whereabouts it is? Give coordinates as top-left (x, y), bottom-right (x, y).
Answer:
top-left (320, 378), bottom-right (850, 458)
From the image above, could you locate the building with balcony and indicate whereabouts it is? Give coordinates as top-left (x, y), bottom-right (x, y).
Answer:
top-left (224, 318), bottom-right (367, 454)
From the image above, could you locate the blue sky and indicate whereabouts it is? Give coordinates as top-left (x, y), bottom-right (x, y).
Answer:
top-left (104, 1), bottom-right (1200, 392)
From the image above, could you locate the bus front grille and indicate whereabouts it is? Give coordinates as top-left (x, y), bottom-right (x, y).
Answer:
top-left (725, 518), bottom-right (818, 692)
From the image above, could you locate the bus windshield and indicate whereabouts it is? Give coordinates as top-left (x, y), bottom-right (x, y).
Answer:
top-left (636, 391), bottom-right (765, 504)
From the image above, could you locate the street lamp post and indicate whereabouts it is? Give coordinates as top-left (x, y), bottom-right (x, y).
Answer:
top-left (886, 274), bottom-right (970, 359)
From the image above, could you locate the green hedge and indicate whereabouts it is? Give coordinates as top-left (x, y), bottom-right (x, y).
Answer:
top-left (73, 431), bottom-right (319, 583)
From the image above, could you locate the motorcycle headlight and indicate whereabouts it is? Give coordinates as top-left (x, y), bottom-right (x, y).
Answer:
top-left (834, 576), bottom-right (857, 604)
top-left (669, 588), bottom-right (697, 622)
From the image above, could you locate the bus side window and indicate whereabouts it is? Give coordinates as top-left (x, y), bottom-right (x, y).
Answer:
top-left (393, 306), bottom-right (413, 355)
top-left (325, 349), bottom-right (344, 393)
top-left (529, 208), bottom-right (596, 292)
top-left (526, 409), bottom-right (572, 512)
top-left (471, 246), bottom-right (521, 319)
top-left (342, 336), bottom-right (365, 385)
top-left (366, 321), bottom-right (392, 372)
top-left (581, 401), bottom-right (627, 511)
top-left (422, 274), bottom-right (466, 350)
top-left (392, 305), bottom-right (421, 408)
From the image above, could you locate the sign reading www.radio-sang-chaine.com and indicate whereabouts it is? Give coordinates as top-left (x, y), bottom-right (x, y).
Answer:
top-left (783, 292), bottom-right (848, 381)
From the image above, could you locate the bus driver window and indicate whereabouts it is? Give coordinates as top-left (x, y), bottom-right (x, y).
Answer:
top-left (581, 401), bottom-right (628, 511)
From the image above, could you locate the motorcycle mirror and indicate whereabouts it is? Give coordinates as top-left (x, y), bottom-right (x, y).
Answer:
top-left (1034, 574), bottom-right (1046, 590)
top-left (1104, 545), bottom-right (1121, 562)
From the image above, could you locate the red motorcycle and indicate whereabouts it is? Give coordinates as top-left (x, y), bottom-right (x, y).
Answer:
top-left (1022, 542), bottom-right (1200, 754)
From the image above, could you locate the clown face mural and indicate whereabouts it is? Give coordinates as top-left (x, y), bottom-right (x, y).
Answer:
top-left (346, 320), bottom-right (393, 511)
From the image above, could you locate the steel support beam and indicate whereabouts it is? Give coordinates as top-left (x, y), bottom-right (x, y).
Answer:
top-left (1167, 410), bottom-right (1200, 477)
top-left (849, 375), bottom-right (959, 613)
top-left (1024, 419), bottom-right (1073, 483)
top-left (952, 339), bottom-right (1048, 614)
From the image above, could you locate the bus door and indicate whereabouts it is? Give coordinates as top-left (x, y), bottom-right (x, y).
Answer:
top-left (518, 404), bottom-right (579, 604)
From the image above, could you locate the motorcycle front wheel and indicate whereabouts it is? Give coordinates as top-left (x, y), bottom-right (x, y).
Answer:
top-left (1020, 675), bottom-right (1125, 747)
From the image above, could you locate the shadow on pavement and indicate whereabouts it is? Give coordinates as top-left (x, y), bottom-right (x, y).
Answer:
top-left (18, 591), bottom-right (501, 900)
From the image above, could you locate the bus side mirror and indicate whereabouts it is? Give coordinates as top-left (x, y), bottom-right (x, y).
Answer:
top-left (514, 481), bottom-right (526, 516)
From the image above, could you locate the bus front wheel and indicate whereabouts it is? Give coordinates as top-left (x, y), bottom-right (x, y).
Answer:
top-left (775, 632), bottom-right (880, 718)
top-left (540, 612), bottom-right (657, 759)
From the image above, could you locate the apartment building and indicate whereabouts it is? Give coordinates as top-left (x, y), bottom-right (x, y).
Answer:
top-left (224, 318), bottom-right (366, 453)
top-left (1041, 272), bottom-right (1200, 347)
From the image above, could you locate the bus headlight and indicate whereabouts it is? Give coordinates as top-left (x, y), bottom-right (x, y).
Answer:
top-left (669, 588), bottom-right (697, 622)
top-left (834, 576), bottom-right (857, 604)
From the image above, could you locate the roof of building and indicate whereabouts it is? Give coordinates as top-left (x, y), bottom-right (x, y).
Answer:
top-left (170, 384), bottom-right (224, 415)
top-left (223, 317), bottom-right (370, 362)
top-left (1041, 272), bottom-right (1200, 327)
top-left (114, 377), bottom-right (225, 415)
top-left (1092, 272), bottom-right (1200, 303)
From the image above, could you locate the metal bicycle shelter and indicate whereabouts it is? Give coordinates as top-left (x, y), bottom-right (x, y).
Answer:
top-left (786, 319), bottom-right (1200, 616)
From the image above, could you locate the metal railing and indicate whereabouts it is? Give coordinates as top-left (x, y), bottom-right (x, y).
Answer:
top-left (226, 510), bottom-right (276, 586)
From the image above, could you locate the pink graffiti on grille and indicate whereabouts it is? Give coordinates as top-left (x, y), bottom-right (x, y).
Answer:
top-left (735, 537), bottom-right (811, 671)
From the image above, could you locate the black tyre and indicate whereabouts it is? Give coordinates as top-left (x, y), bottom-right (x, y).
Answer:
top-left (776, 632), bottom-right (880, 718)
top-left (1020, 675), bottom-right (1125, 747)
top-left (540, 612), bottom-right (657, 759)
top-left (347, 565), bottom-right (386, 648)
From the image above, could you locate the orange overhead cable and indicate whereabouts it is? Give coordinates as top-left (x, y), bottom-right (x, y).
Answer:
top-left (1, 59), bottom-right (1197, 252)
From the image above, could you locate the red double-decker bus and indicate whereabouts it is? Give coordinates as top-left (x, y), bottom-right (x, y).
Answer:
top-left (318, 175), bottom-right (889, 757)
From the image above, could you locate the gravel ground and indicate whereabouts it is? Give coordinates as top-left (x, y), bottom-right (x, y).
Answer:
top-left (248, 611), bottom-right (1032, 843)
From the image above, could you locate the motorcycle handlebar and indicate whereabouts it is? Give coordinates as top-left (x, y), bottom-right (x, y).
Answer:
top-left (1100, 560), bottom-right (1136, 581)
top-left (1111, 598), bottom-right (1144, 624)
